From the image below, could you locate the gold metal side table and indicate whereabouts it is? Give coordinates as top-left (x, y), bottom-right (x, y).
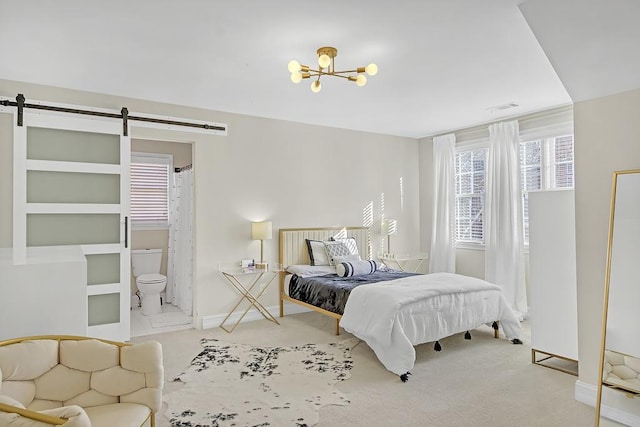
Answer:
top-left (379, 253), bottom-right (429, 273)
top-left (219, 263), bottom-right (282, 333)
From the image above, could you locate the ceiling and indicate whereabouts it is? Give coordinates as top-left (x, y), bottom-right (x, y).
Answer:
top-left (0, 1), bottom-right (630, 139)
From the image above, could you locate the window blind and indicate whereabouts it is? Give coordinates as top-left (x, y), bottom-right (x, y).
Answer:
top-left (455, 148), bottom-right (486, 243)
top-left (130, 156), bottom-right (170, 226)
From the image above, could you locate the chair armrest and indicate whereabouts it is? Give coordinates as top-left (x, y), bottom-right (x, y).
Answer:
top-left (0, 401), bottom-right (66, 425)
top-left (0, 402), bottom-right (90, 426)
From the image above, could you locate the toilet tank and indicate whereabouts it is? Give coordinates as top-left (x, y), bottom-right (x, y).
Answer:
top-left (132, 249), bottom-right (162, 276)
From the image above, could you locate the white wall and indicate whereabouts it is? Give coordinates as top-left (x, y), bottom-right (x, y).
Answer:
top-left (574, 88), bottom-right (640, 418)
top-left (0, 79), bottom-right (422, 328)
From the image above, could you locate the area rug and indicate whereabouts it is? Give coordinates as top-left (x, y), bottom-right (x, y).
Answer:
top-left (164, 338), bottom-right (357, 426)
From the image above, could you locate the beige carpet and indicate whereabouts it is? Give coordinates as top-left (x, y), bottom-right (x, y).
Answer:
top-left (132, 311), bottom-right (597, 427)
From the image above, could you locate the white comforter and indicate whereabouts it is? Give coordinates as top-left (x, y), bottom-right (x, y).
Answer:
top-left (339, 272), bottom-right (521, 376)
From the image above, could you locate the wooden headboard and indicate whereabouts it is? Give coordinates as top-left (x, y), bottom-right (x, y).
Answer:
top-left (278, 226), bottom-right (370, 268)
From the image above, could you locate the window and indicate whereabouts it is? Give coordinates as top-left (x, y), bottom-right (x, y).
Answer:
top-left (130, 153), bottom-right (172, 229)
top-left (520, 135), bottom-right (574, 242)
top-left (454, 134), bottom-right (574, 246)
top-left (455, 148), bottom-right (487, 244)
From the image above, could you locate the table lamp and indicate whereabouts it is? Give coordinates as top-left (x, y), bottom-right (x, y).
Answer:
top-left (252, 221), bottom-right (272, 268)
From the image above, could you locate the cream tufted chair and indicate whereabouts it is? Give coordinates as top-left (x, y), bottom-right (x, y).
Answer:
top-left (603, 349), bottom-right (640, 395)
top-left (0, 335), bottom-right (163, 427)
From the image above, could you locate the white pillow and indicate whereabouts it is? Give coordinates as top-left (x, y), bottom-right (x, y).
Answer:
top-left (336, 260), bottom-right (378, 277)
top-left (333, 254), bottom-right (361, 264)
top-left (305, 239), bottom-right (331, 266)
top-left (286, 264), bottom-right (336, 278)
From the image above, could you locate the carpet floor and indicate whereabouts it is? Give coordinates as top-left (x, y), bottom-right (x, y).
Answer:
top-left (132, 311), bottom-right (598, 427)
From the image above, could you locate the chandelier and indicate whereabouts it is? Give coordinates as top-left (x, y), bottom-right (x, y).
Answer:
top-left (288, 46), bottom-right (378, 93)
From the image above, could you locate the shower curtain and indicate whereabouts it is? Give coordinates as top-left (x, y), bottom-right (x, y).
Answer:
top-left (167, 166), bottom-right (194, 316)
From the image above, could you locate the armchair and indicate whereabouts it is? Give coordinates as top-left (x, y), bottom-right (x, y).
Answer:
top-left (0, 335), bottom-right (163, 427)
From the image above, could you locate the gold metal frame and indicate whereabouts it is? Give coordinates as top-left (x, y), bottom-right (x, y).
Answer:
top-left (595, 169), bottom-right (640, 425)
top-left (531, 348), bottom-right (578, 376)
top-left (0, 335), bottom-right (156, 427)
top-left (219, 269), bottom-right (281, 333)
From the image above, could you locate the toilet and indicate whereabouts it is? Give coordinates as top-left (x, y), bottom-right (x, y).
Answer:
top-left (132, 249), bottom-right (167, 316)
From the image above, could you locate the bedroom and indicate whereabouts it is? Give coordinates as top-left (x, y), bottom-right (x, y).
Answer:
top-left (1, 0), bottom-right (640, 425)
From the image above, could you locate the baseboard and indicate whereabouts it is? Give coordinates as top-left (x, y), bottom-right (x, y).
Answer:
top-left (200, 302), bottom-right (311, 330)
top-left (575, 380), bottom-right (640, 426)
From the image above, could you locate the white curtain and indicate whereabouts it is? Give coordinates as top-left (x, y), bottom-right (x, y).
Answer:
top-left (167, 167), bottom-right (194, 316)
top-left (485, 121), bottom-right (527, 318)
top-left (429, 134), bottom-right (456, 273)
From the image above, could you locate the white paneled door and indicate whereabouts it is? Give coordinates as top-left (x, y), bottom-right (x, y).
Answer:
top-left (13, 112), bottom-right (131, 341)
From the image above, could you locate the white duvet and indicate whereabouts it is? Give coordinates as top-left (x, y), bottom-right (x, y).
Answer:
top-left (339, 272), bottom-right (521, 376)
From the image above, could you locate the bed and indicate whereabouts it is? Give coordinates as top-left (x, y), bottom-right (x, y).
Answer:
top-left (278, 226), bottom-right (522, 380)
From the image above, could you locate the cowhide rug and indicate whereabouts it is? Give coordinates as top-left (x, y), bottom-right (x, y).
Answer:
top-left (164, 338), bottom-right (357, 427)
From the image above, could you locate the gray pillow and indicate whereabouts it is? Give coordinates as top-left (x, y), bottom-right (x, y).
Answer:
top-left (323, 241), bottom-right (352, 266)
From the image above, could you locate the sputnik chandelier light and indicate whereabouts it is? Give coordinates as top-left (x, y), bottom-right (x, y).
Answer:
top-left (288, 46), bottom-right (378, 93)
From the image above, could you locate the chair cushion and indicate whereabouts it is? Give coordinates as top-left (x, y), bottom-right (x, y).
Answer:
top-left (0, 340), bottom-right (59, 380)
top-left (84, 402), bottom-right (151, 427)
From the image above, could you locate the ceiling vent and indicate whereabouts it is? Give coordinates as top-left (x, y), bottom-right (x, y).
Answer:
top-left (487, 102), bottom-right (520, 112)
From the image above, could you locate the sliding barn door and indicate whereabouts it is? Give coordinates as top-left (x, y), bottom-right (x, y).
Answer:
top-left (13, 112), bottom-right (131, 341)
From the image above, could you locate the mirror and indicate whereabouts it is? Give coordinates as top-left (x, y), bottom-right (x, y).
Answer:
top-left (595, 170), bottom-right (640, 425)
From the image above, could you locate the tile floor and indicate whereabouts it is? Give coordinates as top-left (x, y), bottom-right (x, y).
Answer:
top-left (130, 303), bottom-right (193, 338)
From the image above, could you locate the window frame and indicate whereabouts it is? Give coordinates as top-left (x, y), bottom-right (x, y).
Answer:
top-left (519, 129), bottom-right (574, 245)
top-left (130, 152), bottom-right (173, 230)
top-left (454, 139), bottom-right (489, 249)
top-left (453, 123), bottom-right (574, 250)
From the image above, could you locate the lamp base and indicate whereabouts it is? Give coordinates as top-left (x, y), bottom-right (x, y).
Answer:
top-left (256, 262), bottom-right (268, 269)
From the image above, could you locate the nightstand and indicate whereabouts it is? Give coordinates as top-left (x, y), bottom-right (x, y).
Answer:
top-left (379, 253), bottom-right (429, 273)
top-left (219, 263), bottom-right (282, 333)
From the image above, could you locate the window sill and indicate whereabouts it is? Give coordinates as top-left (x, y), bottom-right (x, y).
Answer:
top-left (132, 224), bottom-right (170, 231)
top-left (454, 243), bottom-right (530, 254)
top-left (455, 243), bottom-right (485, 251)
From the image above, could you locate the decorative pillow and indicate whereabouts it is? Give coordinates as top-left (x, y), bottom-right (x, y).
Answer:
top-left (323, 241), bottom-right (352, 266)
top-left (331, 236), bottom-right (359, 256)
top-left (336, 260), bottom-right (378, 277)
top-left (305, 239), bottom-right (330, 266)
top-left (333, 254), bottom-right (361, 264)
top-left (286, 265), bottom-right (336, 278)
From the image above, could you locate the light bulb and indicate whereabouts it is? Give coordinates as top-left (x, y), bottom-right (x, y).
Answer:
top-left (288, 60), bottom-right (301, 73)
top-left (290, 72), bottom-right (302, 83)
top-left (318, 54), bottom-right (331, 69)
top-left (311, 80), bottom-right (322, 93)
top-left (356, 75), bottom-right (367, 87)
top-left (365, 63), bottom-right (378, 76)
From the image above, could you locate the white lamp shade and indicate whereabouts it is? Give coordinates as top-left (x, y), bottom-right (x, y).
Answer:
top-left (382, 219), bottom-right (397, 236)
top-left (252, 221), bottom-right (273, 240)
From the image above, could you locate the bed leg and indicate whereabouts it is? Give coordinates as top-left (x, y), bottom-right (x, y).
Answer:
top-left (492, 321), bottom-right (499, 338)
top-left (335, 319), bottom-right (340, 335)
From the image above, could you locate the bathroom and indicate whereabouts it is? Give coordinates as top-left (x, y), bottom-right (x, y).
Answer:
top-left (130, 138), bottom-right (194, 337)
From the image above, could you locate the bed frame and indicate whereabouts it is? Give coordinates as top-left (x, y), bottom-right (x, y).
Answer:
top-left (278, 226), bottom-right (370, 335)
top-left (278, 225), bottom-right (503, 340)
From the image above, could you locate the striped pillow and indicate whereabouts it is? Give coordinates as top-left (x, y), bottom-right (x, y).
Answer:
top-left (336, 259), bottom-right (378, 277)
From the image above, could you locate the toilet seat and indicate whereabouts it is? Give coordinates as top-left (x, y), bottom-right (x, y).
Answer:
top-left (137, 273), bottom-right (166, 284)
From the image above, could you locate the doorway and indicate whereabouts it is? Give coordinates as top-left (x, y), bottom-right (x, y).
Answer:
top-left (129, 138), bottom-right (194, 337)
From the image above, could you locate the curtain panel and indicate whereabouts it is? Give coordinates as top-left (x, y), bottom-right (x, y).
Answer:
top-left (167, 168), bottom-right (194, 315)
top-left (485, 121), bottom-right (528, 318)
top-left (429, 134), bottom-right (456, 273)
